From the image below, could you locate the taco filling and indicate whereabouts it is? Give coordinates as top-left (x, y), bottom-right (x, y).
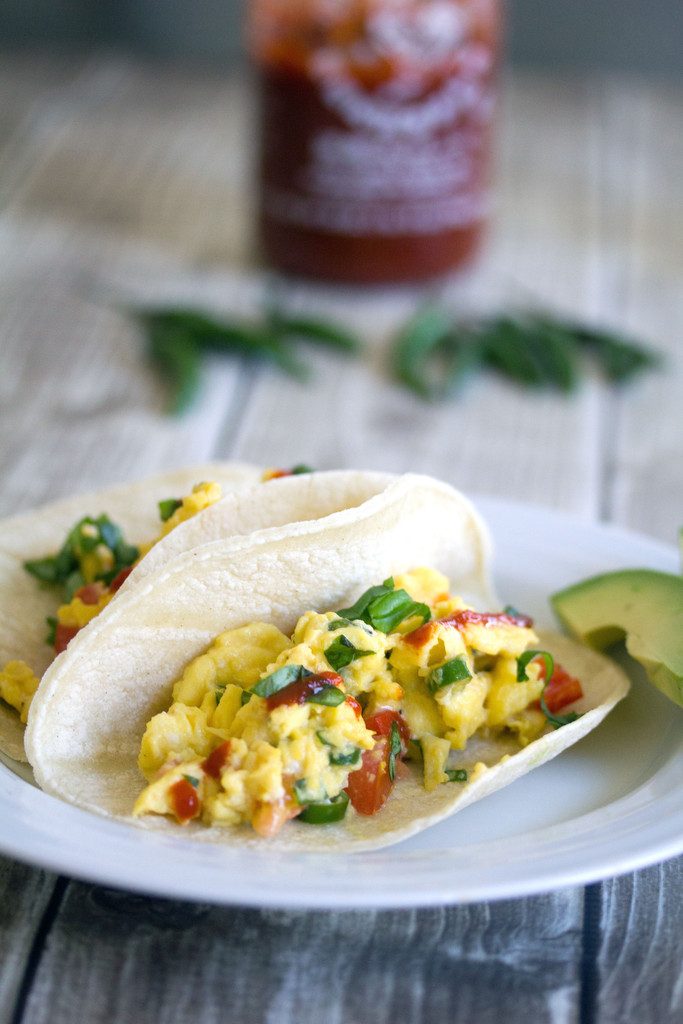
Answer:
top-left (133, 568), bottom-right (584, 837)
top-left (0, 481), bottom-right (225, 724)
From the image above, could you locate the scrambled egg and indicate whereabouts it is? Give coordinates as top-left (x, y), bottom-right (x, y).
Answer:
top-left (1, 480), bottom-right (225, 726)
top-left (133, 566), bottom-right (554, 836)
top-left (0, 661), bottom-right (39, 723)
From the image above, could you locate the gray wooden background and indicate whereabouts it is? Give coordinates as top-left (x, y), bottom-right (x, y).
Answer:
top-left (0, 50), bottom-right (681, 1023)
top-left (1, 0), bottom-right (682, 77)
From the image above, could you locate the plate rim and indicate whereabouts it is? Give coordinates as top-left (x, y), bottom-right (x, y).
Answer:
top-left (0, 500), bottom-right (681, 908)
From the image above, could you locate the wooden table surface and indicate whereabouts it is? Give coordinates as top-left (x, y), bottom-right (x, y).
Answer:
top-left (0, 51), bottom-right (681, 1024)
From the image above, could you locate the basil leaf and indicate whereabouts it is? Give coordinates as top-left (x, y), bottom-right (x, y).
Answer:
top-left (269, 311), bottom-right (361, 354)
top-left (96, 516), bottom-right (121, 552)
top-left (298, 791), bottom-right (349, 824)
top-left (329, 747), bottom-right (361, 767)
top-left (251, 664), bottom-right (311, 698)
top-left (427, 656), bottom-right (472, 693)
top-left (445, 768), bottom-right (468, 783)
top-left (64, 570), bottom-right (85, 601)
top-left (159, 498), bottom-right (182, 522)
top-left (337, 581), bottom-right (394, 623)
top-left (517, 649), bottom-right (580, 729)
top-left (306, 685), bottom-right (346, 707)
top-left (327, 617), bottom-right (354, 631)
top-left (24, 556), bottom-right (61, 584)
top-left (146, 323), bottom-right (202, 415)
top-left (367, 590), bottom-right (431, 634)
top-left (387, 721), bottom-right (402, 782)
top-left (325, 635), bottom-right (373, 671)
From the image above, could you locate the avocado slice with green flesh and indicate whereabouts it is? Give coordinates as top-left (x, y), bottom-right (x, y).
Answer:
top-left (551, 569), bottom-right (683, 709)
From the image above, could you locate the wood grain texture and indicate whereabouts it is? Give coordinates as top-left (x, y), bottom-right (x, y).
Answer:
top-left (20, 885), bottom-right (583, 1024)
top-left (0, 54), bottom-right (681, 1024)
top-left (592, 860), bottom-right (683, 1024)
top-left (0, 856), bottom-right (56, 1023)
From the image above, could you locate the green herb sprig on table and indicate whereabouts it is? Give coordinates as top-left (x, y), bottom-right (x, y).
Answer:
top-left (139, 308), bottom-right (362, 414)
top-left (392, 307), bottom-right (661, 401)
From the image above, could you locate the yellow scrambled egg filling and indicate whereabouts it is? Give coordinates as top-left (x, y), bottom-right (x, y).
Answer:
top-left (134, 566), bottom-right (550, 832)
top-left (2, 480), bottom-right (225, 728)
top-left (0, 661), bottom-right (40, 723)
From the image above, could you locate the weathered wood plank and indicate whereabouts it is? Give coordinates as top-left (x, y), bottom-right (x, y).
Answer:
top-left (2, 58), bottom-right (257, 267)
top-left (0, 218), bottom-right (264, 516)
top-left (20, 884), bottom-right (583, 1024)
top-left (597, 81), bottom-right (683, 543)
top-left (0, 855), bottom-right (56, 1023)
top-left (592, 860), bottom-right (683, 1024)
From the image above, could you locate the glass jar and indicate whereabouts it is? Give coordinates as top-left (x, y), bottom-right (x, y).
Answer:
top-left (248, 0), bottom-right (501, 285)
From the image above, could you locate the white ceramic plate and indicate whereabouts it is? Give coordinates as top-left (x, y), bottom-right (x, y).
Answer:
top-left (1, 499), bottom-right (681, 908)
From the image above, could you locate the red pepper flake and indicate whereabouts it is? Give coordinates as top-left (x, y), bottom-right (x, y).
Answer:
top-left (266, 671), bottom-right (344, 711)
top-left (170, 778), bottom-right (201, 824)
top-left (202, 741), bottom-right (231, 780)
top-left (405, 608), bottom-right (534, 647)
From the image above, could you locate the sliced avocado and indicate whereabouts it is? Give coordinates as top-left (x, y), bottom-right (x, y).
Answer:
top-left (551, 569), bottom-right (683, 709)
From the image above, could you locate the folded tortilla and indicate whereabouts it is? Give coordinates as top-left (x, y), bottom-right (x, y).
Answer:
top-left (26, 474), bottom-right (628, 850)
top-left (0, 462), bottom-right (262, 760)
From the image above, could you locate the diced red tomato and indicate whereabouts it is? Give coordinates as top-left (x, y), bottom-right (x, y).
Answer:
top-left (346, 736), bottom-right (392, 816)
top-left (365, 709), bottom-right (410, 749)
top-left (544, 663), bottom-right (583, 713)
top-left (109, 566), bottom-right (134, 593)
top-left (73, 581), bottom-right (107, 605)
top-left (251, 789), bottom-right (301, 837)
top-left (202, 741), bottom-right (231, 780)
top-left (266, 671), bottom-right (344, 711)
top-left (54, 623), bottom-right (80, 654)
top-left (346, 709), bottom-right (410, 816)
top-left (170, 778), bottom-right (201, 824)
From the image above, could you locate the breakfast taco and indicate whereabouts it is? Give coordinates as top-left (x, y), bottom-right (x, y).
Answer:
top-left (0, 464), bottom-right (427, 762)
top-left (0, 462), bottom-right (265, 761)
top-left (26, 474), bottom-right (628, 850)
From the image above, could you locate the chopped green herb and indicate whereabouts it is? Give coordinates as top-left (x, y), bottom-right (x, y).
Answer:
top-left (24, 556), bottom-right (61, 585)
top-left (183, 774), bottom-right (200, 788)
top-left (158, 497), bottom-right (182, 522)
top-left (240, 690), bottom-right (252, 706)
top-left (391, 307), bottom-right (661, 401)
top-left (366, 590), bottom-right (431, 634)
top-left (298, 791), bottom-right (350, 824)
top-left (269, 310), bottom-right (361, 354)
top-left (306, 685), bottom-right (346, 707)
top-left (290, 464), bottom-right (314, 474)
top-left (337, 580), bottom-right (395, 622)
top-left (427, 656), bottom-right (472, 693)
top-left (387, 721), bottom-right (402, 782)
top-left (325, 635), bottom-right (373, 671)
top-left (214, 686), bottom-right (226, 706)
top-left (330, 748), bottom-right (361, 767)
top-left (517, 649), bottom-right (579, 729)
top-left (251, 664), bottom-right (311, 699)
top-left (45, 616), bottom-right (57, 646)
top-left (327, 617), bottom-right (354, 631)
top-left (445, 768), bottom-right (468, 783)
top-left (338, 578), bottom-right (429, 634)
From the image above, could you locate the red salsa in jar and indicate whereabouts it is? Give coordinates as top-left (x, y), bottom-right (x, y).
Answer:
top-left (248, 0), bottom-right (501, 284)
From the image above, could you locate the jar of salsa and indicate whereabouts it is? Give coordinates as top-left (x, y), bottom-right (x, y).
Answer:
top-left (248, 0), bottom-right (501, 284)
